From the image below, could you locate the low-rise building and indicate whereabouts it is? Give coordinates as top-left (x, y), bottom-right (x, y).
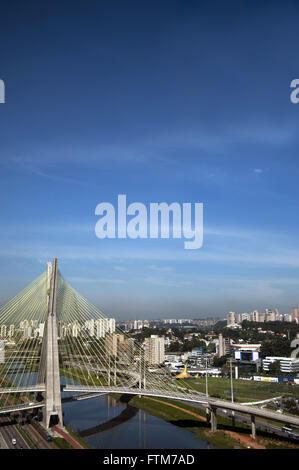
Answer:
top-left (262, 356), bottom-right (299, 374)
top-left (233, 344), bottom-right (261, 362)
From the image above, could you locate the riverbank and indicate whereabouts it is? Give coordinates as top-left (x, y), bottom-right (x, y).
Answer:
top-left (124, 394), bottom-right (299, 449)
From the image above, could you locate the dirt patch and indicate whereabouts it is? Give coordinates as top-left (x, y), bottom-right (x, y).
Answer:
top-left (221, 430), bottom-right (265, 449)
top-left (257, 437), bottom-right (299, 449)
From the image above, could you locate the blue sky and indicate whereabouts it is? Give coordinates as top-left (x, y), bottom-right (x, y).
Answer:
top-left (0, 0), bottom-right (299, 319)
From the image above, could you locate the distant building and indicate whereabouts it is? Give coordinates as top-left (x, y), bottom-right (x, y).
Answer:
top-left (133, 320), bottom-right (149, 330)
top-left (0, 340), bottom-right (4, 364)
top-left (144, 335), bottom-right (165, 365)
top-left (8, 324), bottom-right (14, 338)
top-left (95, 318), bottom-right (116, 338)
top-left (218, 334), bottom-right (232, 357)
top-left (262, 356), bottom-right (299, 374)
top-left (24, 326), bottom-right (32, 338)
top-left (241, 313), bottom-right (251, 322)
top-left (85, 319), bottom-right (95, 336)
top-left (105, 333), bottom-right (130, 359)
top-left (226, 312), bottom-right (235, 326)
top-left (0, 325), bottom-right (7, 338)
top-left (233, 344), bottom-right (261, 362)
top-left (189, 347), bottom-right (205, 359)
top-left (39, 323), bottom-right (45, 338)
top-left (72, 323), bottom-right (80, 338)
top-left (105, 334), bottom-right (118, 357)
top-left (251, 310), bottom-right (260, 322)
top-left (293, 307), bottom-right (299, 322)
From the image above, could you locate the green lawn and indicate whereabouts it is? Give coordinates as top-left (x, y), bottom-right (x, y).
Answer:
top-left (178, 377), bottom-right (299, 402)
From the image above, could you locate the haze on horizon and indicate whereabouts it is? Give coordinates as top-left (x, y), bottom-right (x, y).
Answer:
top-left (0, 1), bottom-right (299, 320)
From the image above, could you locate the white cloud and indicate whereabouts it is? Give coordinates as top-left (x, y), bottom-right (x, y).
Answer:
top-left (113, 266), bottom-right (127, 272)
top-left (67, 276), bottom-right (127, 284)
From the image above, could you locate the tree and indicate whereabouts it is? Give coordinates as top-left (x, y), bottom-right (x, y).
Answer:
top-left (261, 337), bottom-right (291, 358)
top-left (213, 356), bottom-right (227, 367)
top-left (268, 360), bottom-right (280, 375)
top-left (206, 342), bottom-right (216, 353)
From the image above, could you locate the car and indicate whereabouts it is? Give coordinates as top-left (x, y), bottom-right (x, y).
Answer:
top-left (11, 438), bottom-right (16, 445)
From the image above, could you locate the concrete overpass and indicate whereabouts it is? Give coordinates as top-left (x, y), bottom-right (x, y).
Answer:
top-left (0, 402), bottom-right (45, 415)
top-left (0, 385), bottom-right (45, 394)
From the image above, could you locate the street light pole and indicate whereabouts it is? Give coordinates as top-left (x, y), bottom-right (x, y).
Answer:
top-left (143, 349), bottom-right (146, 390)
top-left (230, 358), bottom-right (234, 403)
top-left (205, 356), bottom-right (209, 397)
top-left (139, 347), bottom-right (142, 394)
top-left (230, 357), bottom-right (235, 428)
top-left (205, 355), bottom-right (210, 424)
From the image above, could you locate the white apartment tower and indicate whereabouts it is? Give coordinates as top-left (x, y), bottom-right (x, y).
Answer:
top-left (144, 335), bottom-right (165, 365)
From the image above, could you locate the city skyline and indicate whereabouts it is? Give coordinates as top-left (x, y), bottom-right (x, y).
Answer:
top-left (1, 1), bottom-right (299, 318)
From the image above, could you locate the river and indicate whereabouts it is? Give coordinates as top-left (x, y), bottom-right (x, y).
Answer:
top-left (7, 372), bottom-right (214, 449)
top-left (62, 394), bottom-right (213, 449)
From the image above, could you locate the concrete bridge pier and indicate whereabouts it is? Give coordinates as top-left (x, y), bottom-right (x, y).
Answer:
top-left (210, 406), bottom-right (217, 433)
top-left (251, 414), bottom-right (256, 440)
top-left (206, 407), bottom-right (210, 425)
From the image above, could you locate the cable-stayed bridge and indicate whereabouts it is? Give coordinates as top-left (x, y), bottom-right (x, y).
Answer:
top-left (0, 258), bottom-right (299, 440)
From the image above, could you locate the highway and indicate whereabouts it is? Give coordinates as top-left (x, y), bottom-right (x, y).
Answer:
top-left (189, 401), bottom-right (299, 442)
top-left (0, 415), bottom-right (29, 449)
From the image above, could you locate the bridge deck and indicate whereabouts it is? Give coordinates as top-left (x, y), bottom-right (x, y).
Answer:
top-left (63, 385), bottom-right (299, 427)
top-left (0, 402), bottom-right (45, 414)
top-left (0, 385), bottom-right (45, 394)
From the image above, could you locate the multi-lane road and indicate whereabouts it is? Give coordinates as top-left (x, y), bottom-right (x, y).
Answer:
top-left (0, 415), bottom-right (29, 449)
top-left (189, 401), bottom-right (299, 442)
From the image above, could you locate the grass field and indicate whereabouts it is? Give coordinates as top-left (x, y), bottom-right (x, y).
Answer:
top-left (178, 377), bottom-right (299, 402)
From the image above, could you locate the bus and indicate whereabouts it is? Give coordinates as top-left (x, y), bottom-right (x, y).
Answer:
top-left (281, 426), bottom-right (294, 435)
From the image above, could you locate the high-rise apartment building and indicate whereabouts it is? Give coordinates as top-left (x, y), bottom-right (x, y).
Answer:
top-left (39, 323), bottom-right (45, 338)
top-left (105, 333), bottom-right (125, 357)
top-left (8, 324), bottom-right (14, 338)
top-left (95, 318), bottom-right (116, 338)
top-left (241, 313), bottom-right (250, 322)
top-left (0, 340), bottom-right (4, 364)
top-left (218, 334), bottom-right (232, 357)
top-left (144, 335), bottom-right (165, 364)
top-left (251, 310), bottom-right (260, 322)
top-left (226, 311), bottom-right (235, 326)
top-left (0, 325), bottom-right (7, 338)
